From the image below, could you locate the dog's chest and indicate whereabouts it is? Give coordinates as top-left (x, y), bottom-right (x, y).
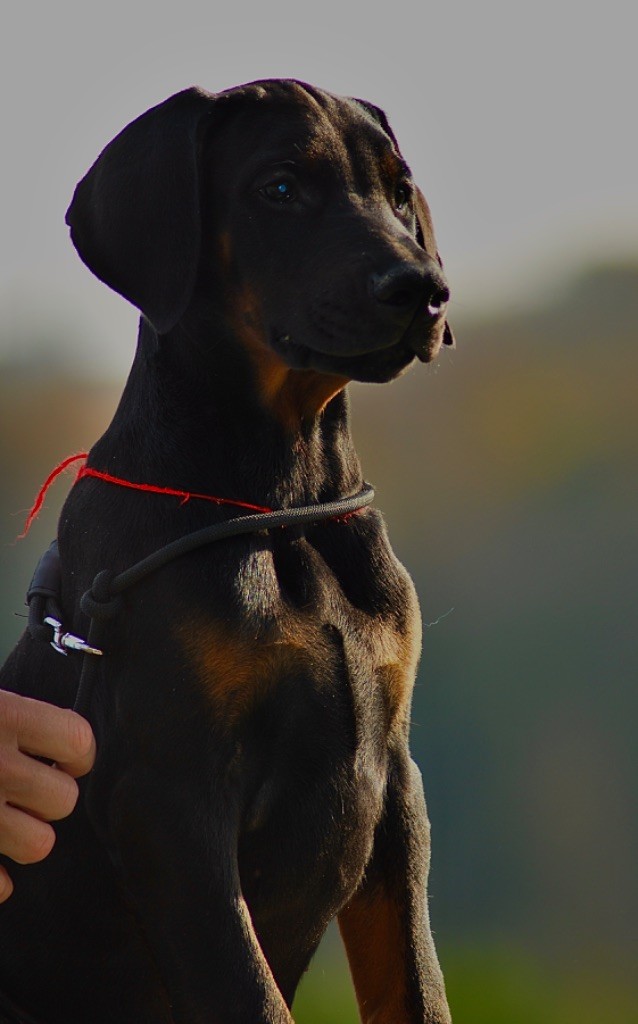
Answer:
top-left (176, 530), bottom-right (419, 896)
top-left (229, 540), bottom-right (407, 924)
top-left (178, 530), bottom-right (418, 736)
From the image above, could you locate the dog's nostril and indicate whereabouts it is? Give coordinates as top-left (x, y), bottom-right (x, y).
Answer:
top-left (427, 285), bottom-right (450, 317)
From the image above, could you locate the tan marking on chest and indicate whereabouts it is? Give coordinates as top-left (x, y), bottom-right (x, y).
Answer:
top-left (375, 594), bottom-right (422, 731)
top-left (176, 616), bottom-right (338, 725)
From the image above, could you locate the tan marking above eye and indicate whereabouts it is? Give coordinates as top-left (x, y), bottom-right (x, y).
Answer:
top-left (380, 149), bottom-right (402, 180)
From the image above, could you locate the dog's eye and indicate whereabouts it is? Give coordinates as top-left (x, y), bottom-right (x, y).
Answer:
top-left (261, 179), bottom-right (296, 203)
top-left (394, 183), bottom-right (412, 211)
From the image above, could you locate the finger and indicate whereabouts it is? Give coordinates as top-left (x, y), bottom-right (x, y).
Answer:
top-left (0, 748), bottom-right (79, 822)
top-left (0, 863), bottom-right (14, 902)
top-left (0, 803), bottom-right (56, 864)
top-left (54, 713), bottom-right (96, 778)
top-left (1, 693), bottom-right (96, 777)
top-left (0, 864), bottom-right (14, 902)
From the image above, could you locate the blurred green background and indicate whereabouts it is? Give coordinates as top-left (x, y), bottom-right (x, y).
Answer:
top-left (1, 260), bottom-right (636, 1021)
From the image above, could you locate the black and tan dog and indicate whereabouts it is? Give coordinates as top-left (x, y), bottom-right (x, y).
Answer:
top-left (0, 81), bottom-right (454, 1023)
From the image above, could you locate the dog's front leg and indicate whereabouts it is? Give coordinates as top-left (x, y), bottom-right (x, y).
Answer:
top-left (89, 765), bottom-right (293, 1024)
top-left (338, 750), bottom-right (452, 1024)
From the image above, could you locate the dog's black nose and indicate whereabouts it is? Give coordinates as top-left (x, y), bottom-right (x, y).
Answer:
top-left (369, 264), bottom-right (449, 317)
top-left (425, 282), bottom-right (450, 317)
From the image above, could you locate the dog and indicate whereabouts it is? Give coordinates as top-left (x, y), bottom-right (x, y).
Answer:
top-left (0, 80), bottom-right (454, 1023)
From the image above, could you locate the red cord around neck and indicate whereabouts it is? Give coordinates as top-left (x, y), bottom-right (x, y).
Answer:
top-left (19, 453), bottom-right (273, 539)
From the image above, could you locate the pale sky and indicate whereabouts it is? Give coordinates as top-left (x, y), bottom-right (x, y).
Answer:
top-left (1, 0), bottom-right (636, 375)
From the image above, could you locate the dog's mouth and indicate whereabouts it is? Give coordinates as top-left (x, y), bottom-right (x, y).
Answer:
top-left (269, 322), bottom-right (446, 383)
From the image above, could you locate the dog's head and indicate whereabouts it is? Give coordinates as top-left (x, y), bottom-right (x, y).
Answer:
top-left (67, 80), bottom-right (453, 386)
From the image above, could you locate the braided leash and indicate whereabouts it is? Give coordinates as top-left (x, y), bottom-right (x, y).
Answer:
top-left (27, 486), bottom-right (375, 718)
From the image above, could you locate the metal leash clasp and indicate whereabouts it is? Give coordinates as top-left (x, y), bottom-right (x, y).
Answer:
top-left (43, 617), bottom-right (103, 657)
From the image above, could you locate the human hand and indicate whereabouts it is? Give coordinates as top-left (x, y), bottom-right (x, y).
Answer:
top-left (0, 690), bottom-right (96, 901)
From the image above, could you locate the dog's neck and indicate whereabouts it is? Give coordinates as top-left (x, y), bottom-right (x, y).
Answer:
top-left (91, 317), bottom-right (363, 510)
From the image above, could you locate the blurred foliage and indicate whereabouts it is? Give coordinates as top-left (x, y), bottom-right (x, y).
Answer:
top-left (294, 932), bottom-right (638, 1023)
top-left (293, 926), bottom-right (358, 1024)
top-left (1, 260), bottom-right (637, 1017)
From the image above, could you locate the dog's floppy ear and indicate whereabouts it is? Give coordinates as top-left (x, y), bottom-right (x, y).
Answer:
top-left (414, 186), bottom-right (456, 347)
top-left (66, 88), bottom-right (216, 335)
top-left (353, 97), bottom-right (399, 145)
top-left (413, 186), bottom-right (439, 260)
